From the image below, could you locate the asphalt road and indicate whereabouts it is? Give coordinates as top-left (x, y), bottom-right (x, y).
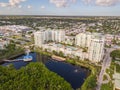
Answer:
top-left (96, 48), bottom-right (114, 90)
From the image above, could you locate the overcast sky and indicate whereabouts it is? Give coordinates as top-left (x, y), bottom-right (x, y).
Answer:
top-left (0, 0), bottom-right (120, 16)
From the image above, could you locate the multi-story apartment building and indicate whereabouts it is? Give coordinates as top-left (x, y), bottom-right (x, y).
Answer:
top-left (34, 31), bottom-right (45, 47)
top-left (75, 32), bottom-right (92, 48)
top-left (88, 34), bottom-right (105, 62)
top-left (34, 30), bottom-right (104, 62)
top-left (75, 32), bottom-right (105, 62)
top-left (34, 30), bottom-right (65, 47)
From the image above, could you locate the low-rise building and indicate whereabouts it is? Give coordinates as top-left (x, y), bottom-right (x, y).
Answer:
top-left (105, 34), bottom-right (114, 46)
top-left (0, 39), bottom-right (9, 49)
top-left (42, 43), bottom-right (87, 60)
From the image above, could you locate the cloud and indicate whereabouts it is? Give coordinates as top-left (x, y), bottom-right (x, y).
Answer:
top-left (50, 0), bottom-right (120, 7)
top-left (0, 0), bottom-right (26, 7)
top-left (95, 0), bottom-right (120, 6)
top-left (49, 0), bottom-right (76, 7)
top-left (41, 5), bottom-right (45, 9)
top-left (83, 0), bottom-right (120, 6)
top-left (0, 3), bottom-right (9, 7)
top-left (18, 5), bottom-right (22, 8)
top-left (83, 0), bottom-right (92, 4)
top-left (27, 5), bottom-right (32, 9)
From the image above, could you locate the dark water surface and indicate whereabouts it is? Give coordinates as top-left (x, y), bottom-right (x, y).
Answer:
top-left (2, 52), bottom-right (90, 90)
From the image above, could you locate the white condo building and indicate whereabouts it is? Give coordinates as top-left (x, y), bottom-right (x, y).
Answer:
top-left (34, 30), bottom-right (104, 63)
top-left (75, 32), bottom-right (105, 62)
top-left (75, 32), bottom-right (92, 48)
top-left (88, 34), bottom-right (104, 62)
top-left (34, 31), bottom-right (45, 47)
top-left (34, 30), bottom-right (65, 47)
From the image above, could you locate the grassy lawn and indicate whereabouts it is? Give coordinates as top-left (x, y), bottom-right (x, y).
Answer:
top-left (106, 61), bottom-right (120, 78)
top-left (101, 82), bottom-right (113, 90)
top-left (106, 67), bottom-right (114, 79)
top-left (103, 75), bottom-right (108, 81)
top-left (34, 47), bottom-right (52, 56)
top-left (115, 63), bottom-right (120, 73)
top-left (102, 58), bottom-right (120, 90)
top-left (11, 35), bottom-right (22, 39)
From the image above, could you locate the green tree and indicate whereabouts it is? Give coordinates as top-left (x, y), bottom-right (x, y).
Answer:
top-left (110, 50), bottom-right (120, 60)
top-left (0, 63), bottom-right (72, 90)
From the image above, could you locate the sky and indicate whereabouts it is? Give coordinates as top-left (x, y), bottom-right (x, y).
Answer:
top-left (0, 0), bottom-right (120, 16)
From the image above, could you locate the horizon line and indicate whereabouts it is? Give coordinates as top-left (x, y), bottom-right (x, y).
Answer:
top-left (0, 15), bottom-right (120, 17)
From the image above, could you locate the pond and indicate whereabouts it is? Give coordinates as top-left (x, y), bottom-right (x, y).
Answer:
top-left (2, 52), bottom-right (90, 90)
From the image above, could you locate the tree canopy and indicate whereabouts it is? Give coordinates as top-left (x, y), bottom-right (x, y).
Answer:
top-left (0, 63), bottom-right (72, 90)
top-left (110, 50), bottom-right (120, 60)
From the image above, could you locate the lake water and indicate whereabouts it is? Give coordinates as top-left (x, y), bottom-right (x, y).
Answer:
top-left (2, 52), bottom-right (90, 90)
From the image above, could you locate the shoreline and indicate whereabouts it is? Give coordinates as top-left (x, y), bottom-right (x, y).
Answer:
top-left (65, 59), bottom-right (97, 90)
top-left (35, 49), bottom-right (97, 90)
top-left (0, 52), bottom-right (24, 64)
top-left (0, 61), bottom-right (5, 64)
top-left (0, 51), bottom-right (24, 61)
top-left (52, 55), bottom-right (66, 61)
top-left (0, 52), bottom-right (34, 64)
top-left (0, 50), bottom-right (97, 90)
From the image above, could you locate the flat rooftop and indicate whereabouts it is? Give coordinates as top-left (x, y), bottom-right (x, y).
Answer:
top-left (48, 43), bottom-right (80, 51)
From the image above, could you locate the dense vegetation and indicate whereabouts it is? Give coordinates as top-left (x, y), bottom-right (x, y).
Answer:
top-left (101, 82), bottom-right (113, 90)
top-left (110, 50), bottom-right (120, 60)
top-left (0, 43), bottom-right (24, 60)
top-left (0, 62), bottom-right (72, 90)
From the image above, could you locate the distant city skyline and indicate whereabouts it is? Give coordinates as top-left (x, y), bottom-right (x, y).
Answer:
top-left (0, 0), bottom-right (120, 16)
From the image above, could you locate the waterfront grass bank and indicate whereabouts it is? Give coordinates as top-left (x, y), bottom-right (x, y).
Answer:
top-left (0, 50), bottom-right (24, 61)
top-left (66, 59), bottom-right (98, 90)
top-left (0, 43), bottom-right (24, 61)
top-left (34, 48), bottom-right (52, 57)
